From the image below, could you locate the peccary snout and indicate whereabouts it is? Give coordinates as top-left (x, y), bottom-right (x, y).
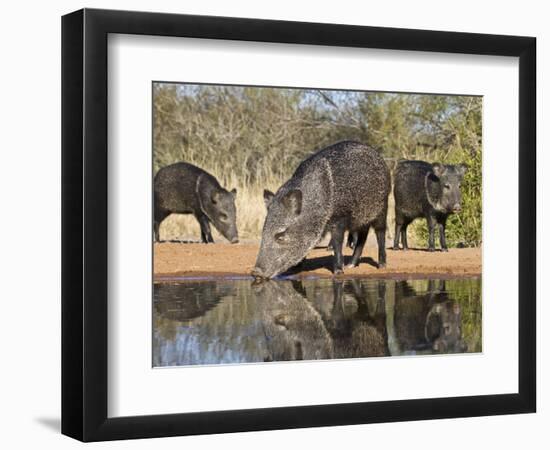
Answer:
top-left (431, 162), bottom-right (466, 214)
top-left (251, 265), bottom-right (268, 280)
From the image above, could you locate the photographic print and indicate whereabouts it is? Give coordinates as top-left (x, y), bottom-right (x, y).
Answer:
top-left (152, 83), bottom-right (482, 367)
top-left (61, 10), bottom-right (535, 440)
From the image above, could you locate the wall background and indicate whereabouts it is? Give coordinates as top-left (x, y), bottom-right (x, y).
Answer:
top-left (0, 0), bottom-right (545, 448)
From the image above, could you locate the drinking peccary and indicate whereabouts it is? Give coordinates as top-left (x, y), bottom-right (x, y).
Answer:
top-left (154, 162), bottom-right (238, 243)
top-left (252, 141), bottom-right (391, 278)
top-left (393, 160), bottom-right (467, 252)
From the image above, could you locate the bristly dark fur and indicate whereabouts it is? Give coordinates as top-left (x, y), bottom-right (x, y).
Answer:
top-left (154, 162), bottom-right (238, 243)
top-left (393, 160), bottom-right (467, 252)
top-left (253, 141), bottom-right (391, 278)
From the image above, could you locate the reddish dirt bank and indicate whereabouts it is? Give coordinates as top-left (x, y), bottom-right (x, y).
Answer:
top-left (154, 242), bottom-right (481, 280)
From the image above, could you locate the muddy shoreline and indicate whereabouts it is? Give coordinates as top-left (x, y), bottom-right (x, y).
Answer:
top-left (154, 242), bottom-right (481, 281)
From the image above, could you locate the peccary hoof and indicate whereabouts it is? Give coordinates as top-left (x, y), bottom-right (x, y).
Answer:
top-left (334, 268), bottom-right (344, 275)
top-left (345, 263), bottom-right (358, 269)
top-left (428, 247), bottom-right (435, 252)
top-left (392, 245), bottom-right (400, 251)
top-left (441, 247), bottom-right (449, 252)
top-left (378, 262), bottom-right (387, 269)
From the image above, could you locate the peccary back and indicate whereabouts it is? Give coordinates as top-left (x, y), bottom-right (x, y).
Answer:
top-left (253, 141), bottom-right (390, 278)
top-left (154, 162), bottom-right (238, 243)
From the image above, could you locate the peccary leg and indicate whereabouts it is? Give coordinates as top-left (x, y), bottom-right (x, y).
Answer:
top-left (349, 279), bottom-right (364, 300)
top-left (330, 221), bottom-right (346, 274)
top-left (153, 208), bottom-right (169, 242)
top-left (438, 217), bottom-right (448, 251)
top-left (153, 221), bottom-right (160, 242)
top-left (331, 281), bottom-right (345, 322)
top-left (330, 231), bottom-right (356, 252)
top-left (401, 221), bottom-right (410, 250)
top-left (346, 228), bottom-right (368, 268)
top-left (427, 215), bottom-right (437, 251)
top-left (196, 213), bottom-right (214, 243)
top-left (327, 237), bottom-right (334, 252)
top-left (375, 227), bottom-right (387, 268)
top-left (347, 231), bottom-right (359, 249)
top-left (394, 215), bottom-right (410, 251)
top-left (393, 222), bottom-right (402, 250)
top-left (346, 233), bottom-right (352, 249)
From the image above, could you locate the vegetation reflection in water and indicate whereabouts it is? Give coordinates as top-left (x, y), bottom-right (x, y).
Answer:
top-left (153, 278), bottom-right (481, 367)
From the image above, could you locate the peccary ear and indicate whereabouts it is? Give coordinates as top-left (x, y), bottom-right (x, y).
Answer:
top-left (432, 163), bottom-right (447, 178)
top-left (281, 189), bottom-right (302, 216)
top-left (456, 164), bottom-right (468, 178)
top-left (263, 189), bottom-right (275, 208)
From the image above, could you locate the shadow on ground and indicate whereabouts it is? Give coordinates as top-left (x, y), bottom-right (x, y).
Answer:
top-left (35, 417), bottom-right (60, 433)
top-left (285, 254), bottom-right (379, 275)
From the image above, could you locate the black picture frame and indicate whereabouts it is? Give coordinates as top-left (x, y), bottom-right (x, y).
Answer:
top-left (62, 8), bottom-right (536, 442)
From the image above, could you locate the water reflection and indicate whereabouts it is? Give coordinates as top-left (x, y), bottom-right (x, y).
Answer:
top-left (153, 277), bottom-right (481, 367)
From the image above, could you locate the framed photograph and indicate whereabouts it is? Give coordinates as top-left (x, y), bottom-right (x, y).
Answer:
top-left (62, 8), bottom-right (536, 442)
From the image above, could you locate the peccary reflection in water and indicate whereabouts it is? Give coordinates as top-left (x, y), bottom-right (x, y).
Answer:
top-left (392, 280), bottom-right (468, 355)
top-left (153, 280), bottom-right (333, 365)
top-left (152, 278), bottom-right (479, 367)
top-left (154, 282), bottom-right (228, 322)
top-left (251, 281), bottom-right (333, 362)
top-left (305, 279), bottom-right (466, 358)
top-left (306, 280), bottom-right (389, 359)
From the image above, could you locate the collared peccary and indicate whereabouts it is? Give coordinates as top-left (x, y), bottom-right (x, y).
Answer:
top-left (252, 141), bottom-right (390, 278)
top-left (393, 160), bottom-right (467, 252)
top-left (154, 162), bottom-right (238, 243)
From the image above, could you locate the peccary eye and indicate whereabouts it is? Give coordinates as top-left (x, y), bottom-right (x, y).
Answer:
top-left (275, 231), bottom-right (287, 243)
top-left (444, 183), bottom-right (451, 189)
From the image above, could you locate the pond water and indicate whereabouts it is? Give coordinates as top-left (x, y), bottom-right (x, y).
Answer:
top-left (153, 277), bottom-right (482, 367)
